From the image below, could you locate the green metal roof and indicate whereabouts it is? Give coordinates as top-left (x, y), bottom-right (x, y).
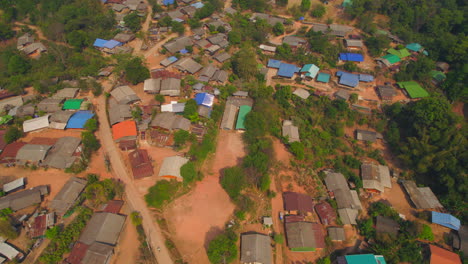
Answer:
top-left (397, 81), bottom-right (429, 98)
top-left (235, 105), bottom-right (251, 130)
top-left (430, 70), bottom-right (446, 82)
top-left (345, 254), bottom-right (382, 264)
top-left (63, 99), bottom-right (84, 110)
top-left (317, 72), bottom-right (331, 83)
top-left (342, 0), bottom-right (352, 7)
top-left (406, 43), bottom-right (422, 52)
top-left (387, 48), bottom-right (410, 59)
top-left (301, 64), bottom-right (320, 78)
top-left (0, 115), bottom-right (13, 125)
top-left (382, 54), bottom-right (400, 64)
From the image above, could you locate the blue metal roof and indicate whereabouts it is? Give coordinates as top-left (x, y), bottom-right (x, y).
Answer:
top-left (432, 211), bottom-right (460, 230)
top-left (267, 59), bottom-right (282, 68)
top-left (195, 93), bottom-right (214, 107)
top-left (339, 53), bottom-right (364, 62)
top-left (359, 74), bottom-right (374, 82)
top-left (93, 38), bottom-right (108, 48)
top-left (66, 111), bottom-right (95, 129)
top-left (277, 63), bottom-right (299, 78)
top-left (103, 40), bottom-right (122, 49)
top-left (179, 48), bottom-right (189, 54)
top-left (338, 72), bottom-right (359, 87)
top-left (163, 0), bottom-right (175, 5)
top-left (191, 2), bottom-right (205, 8)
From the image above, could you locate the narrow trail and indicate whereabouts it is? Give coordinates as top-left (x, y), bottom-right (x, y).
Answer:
top-left (133, 0), bottom-right (153, 56)
top-left (14, 22), bottom-right (71, 47)
top-left (96, 80), bottom-right (174, 264)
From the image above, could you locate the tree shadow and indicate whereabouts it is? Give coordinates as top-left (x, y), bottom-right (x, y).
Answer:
top-left (204, 226), bottom-right (223, 249)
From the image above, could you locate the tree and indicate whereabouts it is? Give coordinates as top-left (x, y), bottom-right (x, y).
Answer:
top-left (273, 22), bottom-right (285, 36)
top-left (81, 131), bottom-right (101, 156)
top-left (350, 93), bottom-right (358, 104)
top-left (365, 35), bottom-right (390, 57)
top-left (155, 94), bottom-right (165, 104)
top-left (130, 211), bottom-right (142, 226)
top-left (183, 99), bottom-right (199, 122)
top-left (66, 30), bottom-right (88, 49)
top-left (220, 166), bottom-right (246, 200)
top-left (8, 55), bottom-right (30, 75)
top-left (84, 118), bottom-right (98, 132)
top-left (124, 57), bottom-right (150, 84)
top-left (132, 105), bottom-right (142, 121)
top-left (276, 0), bottom-right (288, 7)
top-left (45, 226), bottom-right (61, 239)
top-left (0, 23), bottom-right (14, 40)
top-left (228, 30), bottom-right (241, 45)
top-left (0, 219), bottom-right (17, 239)
top-left (274, 233), bottom-right (284, 244)
top-left (180, 162), bottom-right (197, 183)
top-left (289, 141), bottom-right (305, 160)
top-left (300, 0), bottom-right (311, 12)
top-left (174, 129), bottom-right (190, 147)
top-left (311, 4), bottom-right (326, 18)
top-left (207, 231), bottom-right (238, 264)
top-left (418, 224), bottom-right (434, 241)
top-left (172, 21), bottom-right (185, 35)
top-left (145, 180), bottom-right (181, 208)
top-left (232, 48), bottom-right (258, 80)
top-left (124, 12), bottom-right (142, 32)
top-left (4, 126), bottom-right (23, 144)
top-left (343, 61), bottom-right (358, 72)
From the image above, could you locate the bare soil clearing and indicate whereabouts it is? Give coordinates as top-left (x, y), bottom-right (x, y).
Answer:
top-left (111, 206), bottom-right (140, 264)
top-left (164, 131), bottom-right (242, 264)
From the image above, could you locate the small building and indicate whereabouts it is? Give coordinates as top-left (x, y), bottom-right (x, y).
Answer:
top-left (195, 93), bottom-right (214, 107)
top-left (328, 227), bottom-right (345, 241)
top-left (197, 105), bottom-right (211, 118)
top-left (379, 54), bottom-right (401, 67)
top-left (316, 72), bottom-right (331, 83)
top-left (37, 98), bottom-right (62, 113)
top-left (277, 63), bottom-right (300, 78)
top-left (128, 149), bottom-right (153, 179)
top-left (63, 99), bottom-right (84, 110)
top-left (0, 185), bottom-right (48, 211)
top-left (337, 254), bottom-right (387, 264)
top-left (43, 137), bottom-right (81, 169)
top-left (144, 78), bottom-right (161, 94)
top-left (235, 105), bottom-right (251, 130)
top-left (17, 33), bottom-right (34, 49)
top-left (0, 242), bottom-right (20, 261)
top-left (0, 142), bottom-right (26, 164)
top-left (339, 53), bottom-right (364, 62)
top-left (82, 242), bottom-right (114, 264)
top-left (16, 144), bottom-right (51, 165)
top-left (377, 85), bottom-right (396, 101)
top-left (356, 129), bottom-right (378, 142)
top-left (212, 70), bottom-right (228, 83)
top-left (452, 226), bottom-right (468, 256)
top-left (102, 200), bottom-right (124, 214)
top-left (151, 112), bottom-right (190, 131)
top-left (387, 48), bottom-right (411, 59)
top-left (259, 44), bottom-right (276, 53)
top-left (67, 242), bottom-right (89, 264)
top-left (337, 71), bottom-right (359, 88)
top-left (406, 43), bottom-right (423, 53)
top-left (66, 111), bottom-right (95, 129)
top-left (220, 103), bottom-right (237, 130)
top-left (431, 211), bottom-right (460, 230)
top-left (315, 202), bottom-right (336, 225)
top-left (240, 233), bottom-right (272, 264)
top-left (401, 180), bottom-right (443, 209)
top-left (300, 64), bottom-right (320, 79)
top-left (329, 24), bottom-right (353, 37)
top-left (110, 86), bottom-right (140, 105)
top-left (397, 81), bottom-right (429, 99)
top-left (285, 222), bottom-right (325, 251)
top-left (359, 74), bottom-right (374, 82)
top-left (213, 52), bottom-right (231, 63)
top-left (161, 102), bottom-right (185, 113)
top-left (79, 212), bottom-right (126, 246)
top-left (12, 104), bottom-right (35, 118)
top-left (376, 216), bottom-right (399, 237)
top-left (53, 88), bottom-right (79, 99)
top-left (361, 163), bottom-right (391, 193)
top-left (3, 178), bottom-right (25, 193)
top-left (23, 42), bottom-right (47, 55)
top-left (112, 120), bottom-right (137, 142)
top-left (267, 59), bottom-right (281, 69)
top-left (198, 64), bottom-right (218, 82)
top-left (293, 88), bottom-right (310, 100)
top-left (262, 217), bottom-right (273, 227)
top-left (163, 36), bottom-right (193, 53)
top-left (113, 33), bottom-right (135, 43)
top-left (50, 177), bottom-right (87, 215)
top-left (344, 39), bottom-right (364, 49)
top-left (30, 212), bottom-right (55, 238)
top-left (49, 110), bottom-right (74, 130)
top-left (282, 36), bottom-right (307, 48)
top-left (158, 156), bottom-right (189, 180)
top-left (428, 245), bottom-right (461, 264)
top-left (283, 192), bottom-right (313, 214)
top-left (23, 115), bottom-right (50, 133)
top-left (173, 57), bottom-right (203, 74)
top-left (282, 120), bottom-right (300, 143)
top-left (335, 90), bottom-right (350, 101)
top-left (159, 78), bottom-right (181, 97)
top-left (160, 56), bottom-right (178, 67)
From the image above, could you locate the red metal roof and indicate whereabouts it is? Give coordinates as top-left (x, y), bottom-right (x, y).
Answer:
top-left (314, 202), bottom-right (337, 226)
top-left (119, 140), bottom-right (137, 151)
top-left (311, 223), bottom-right (326, 249)
top-left (150, 69), bottom-right (182, 79)
top-left (0, 142), bottom-right (26, 163)
top-left (66, 242), bottom-right (89, 264)
top-left (31, 214), bottom-right (47, 237)
top-left (283, 192), bottom-right (314, 213)
top-left (0, 130), bottom-right (6, 151)
top-left (429, 245), bottom-right (462, 264)
top-left (284, 215), bottom-right (305, 223)
top-left (112, 120), bottom-right (137, 141)
top-left (103, 200), bottom-right (124, 214)
top-left (29, 137), bottom-right (58, 145)
top-left (128, 149), bottom-right (153, 179)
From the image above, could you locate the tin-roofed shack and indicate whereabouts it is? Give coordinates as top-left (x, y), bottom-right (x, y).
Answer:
top-left (401, 180), bottom-right (443, 209)
top-left (78, 212), bottom-right (126, 246)
top-left (0, 185), bottom-right (48, 211)
top-left (128, 149), bottom-right (153, 179)
top-left (240, 233), bottom-right (272, 264)
top-left (283, 192), bottom-right (313, 214)
top-left (50, 177), bottom-right (87, 214)
top-left (285, 222), bottom-right (325, 251)
top-left (158, 156), bottom-right (189, 180)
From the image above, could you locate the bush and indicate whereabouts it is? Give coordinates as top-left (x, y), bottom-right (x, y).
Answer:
top-left (124, 57), bottom-right (150, 84)
top-left (220, 166), bottom-right (246, 200)
top-left (274, 233), bottom-right (284, 244)
top-left (418, 224), bottom-right (434, 241)
top-left (311, 4), bottom-right (326, 18)
top-left (289, 141), bottom-right (305, 160)
top-left (124, 12), bottom-right (143, 32)
top-left (4, 126), bottom-right (23, 144)
top-left (84, 118), bottom-right (98, 132)
top-left (207, 230), bottom-right (238, 264)
top-left (130, 211), bottom-right (143, 226)
top-left (174, 130), bottom-right (190, 148)
top-left (145, 180), bottom-right (181, 208)
top-left (84, 179), bottom-right (124, 208)
top-left (180, 162), bottom-right (198, 183)
top-left (0, 218), bottom-right (18, 239)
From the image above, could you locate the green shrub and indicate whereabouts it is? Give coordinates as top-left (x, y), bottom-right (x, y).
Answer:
top-left (145, 180), bottom-right (181, 209)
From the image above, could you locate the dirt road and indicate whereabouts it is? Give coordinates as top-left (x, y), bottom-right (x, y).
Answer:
top-left (96, 81), bottom-right (173, 264)
top-left (132, 0), bottom-right (152, 56)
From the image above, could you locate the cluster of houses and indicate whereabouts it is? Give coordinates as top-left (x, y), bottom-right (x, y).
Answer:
top-left (0, 176), bottom-right (127, 263)
top-left (101, 0), bottom-right (148, 28)
top-left (16, 33), bottom-right (47, 57)
top-left (93, 32), bottom-right (135, 55)
top-left (0, 88), bottom-right (95, 169)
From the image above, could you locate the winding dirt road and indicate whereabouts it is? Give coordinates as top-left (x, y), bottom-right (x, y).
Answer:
top-left (96, 81), bottom-right (173, 264)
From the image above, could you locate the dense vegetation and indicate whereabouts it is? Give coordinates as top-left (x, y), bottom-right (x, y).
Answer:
top-left (145, 180), bottom-right (181, 209)
top-left (206, 229), bottom-right (238, 264)
top-left (385, 98), bottom-right (467, 221)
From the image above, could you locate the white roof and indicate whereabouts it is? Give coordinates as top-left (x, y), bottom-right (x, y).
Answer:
top-left (23, 115), bottom-right (50, 132)
top-left (158, 156), bottom-right (189, 179)
top-left (293, 88), bottom-right (310, 99)
top-left (161, 102), bottom-right (186, 113)
top-left (259, 44), bottom-right (277, 52)
top-left (0, 242), bottom-right (19, 260)
top-left (3, 178), bottom-right (25, 193)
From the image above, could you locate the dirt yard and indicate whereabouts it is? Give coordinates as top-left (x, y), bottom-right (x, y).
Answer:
top-left (163, 130), bottom-right (242, 264)
top-left (111, 204), bottom-right (140, 264)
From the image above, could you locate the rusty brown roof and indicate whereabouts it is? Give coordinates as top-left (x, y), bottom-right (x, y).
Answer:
top-left (315, 202), bottom-right (337, 225)
top-left (103, 200), bottom-right (124, 214)
top-left (283, 192), bottom-right (313, 213)
top-left (128, 149), bottom-right (153, 179)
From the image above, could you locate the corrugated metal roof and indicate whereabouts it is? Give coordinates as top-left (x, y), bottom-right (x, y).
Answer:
top-left (283, 192), bottom-right (313, 212)
top-left (277, 63), bottom-right (300, 78)
top-left (50, 177), bottom-right (87, 214)
top-left (66, 111), bottom-right (94, 129)
top-left (315, 202), bottom-right (336, 225)
top-left (63, 99), bottom-right (83, 110)
top-left (112, 120), bottom-right (137, 141)
top-left (240, 233), bottom-right (272, 264)
top-left (16, 144), bottom-right (51, 162)
top-left (79, 212), bottom-right (125, 246)
top-left (429, 245), bottom-right (461, 264)
top-left (235, 105), bottom-right (251, 130)
top-left (267, 59), bottom-right (281, 68)
top-left (339, 53), bottom-right (364, 62)
top-left (337, 72), bottom-right (359, 87)
top-left (158, 156), bottom-right (189, 179)
top-left (316, 72), bottom-right (331, 83)
top-left (3, 178), bottom-right (25, 193)
top-left (432, 211), bottom-right (461, 230)
top-left (93, 39), bottom-right (108, 48)
top-left (195, 93), bottom-right (214, 107)
top-left (128, 149), bottom-right (153, 179)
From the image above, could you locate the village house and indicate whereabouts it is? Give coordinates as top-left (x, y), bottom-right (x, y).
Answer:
top-left (198, 64), bottom-right (218, 82)
top-left (401, 180), bottom-right (443, 209)
top-left (17, 33), bottom-right (34, 50)
top-left (52, 88), bottom-right (79, 100)
top-left (3, 178), bottom-right (25, 194)
top-left (128, 149), bottom-right (154, 179)
top-left (259, 44), bottom-right (276, 53)
top-left (0, 241), bottom-right (21, 261)
top-left (361, 163), bottom-right (392, 193)
top-left (158, 156), bottom-right (189, 180)
top-left (428, 245), bottom-right (461, 264)
top-left (161, 102), bottom-right (185, 113)
top-left (220, 96), bottom-right (254, 130)
top-left (355, 129), bottom-right (380, 143)
top-left (29, 212), bottom-right (55, 238)
top-left (82, 242), bottom-right (114, 264)
top-left (110, 86), bottom-right (140, 105)
top-left (329, 24), bottom-right (353, 37)
top-left (285, 221), bottom-right (325, 252)
top-left (328, 227), bottom-right (345, 241)
top-left (78, 212), bottom-right (126, 246)
top-left (43, 137), bottom-right (81, 169)
top-left (337, 254), bottom-right (387, 264)
top-left (0, 142), bottom-right (26, 164)
top-left (376, 85), bottom-right (397, 101)
top-left (50, 177), bottom-right (87, 215)
top-left (160, 78), bottom-right (182, 96)
top-left (112, 120), bottom-right (138, 142)
top-left (163, 36), bottom-right (193, 53)
top-left (65, 111), bottom-right (95, 129)
top-left (0, 96), bottom-right (23, 112)
top-left (11, 104), bottom-right (35, 118)
top-left (0, 185), bottom-right (48, 211)
top-left (213, 52), bottom-right (231, 63)
top-left (150, 112), bottom-right (190, 131)
top-left (108, 99), bottom-right (132, 126)
top-left (292, 88), bottom-right (310, 100)
top-left (282, 120), bottom-right (300, 143)
top-left (15, 144), bottom-right (51, 166)
top-left (49, 110), bottom-right (74, 130)
top-left (283, 192), bottom-right (313, 215)
top-left (431, 211), bottom-right (460, 230)
top-left (344, 39), bottom-right (364, 49)
top-left (315, 202), bottom-right (337, 225)
top-left (300, 64), bottom-right (320, 80)
top-left (335, 90), bottom-right (350, 101)
top-left (283, 36), bottom-right (307, 48)
top-left (173, 57), bottom-right (203, 74)
top-left (37, 98), bottom-right (63, 113)
top-left (113, 32), bottom-right (135, 43)
top-left (452, 226), bottom-right (468, 257)
top-left (240, 233), bottom-right (272, 264)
